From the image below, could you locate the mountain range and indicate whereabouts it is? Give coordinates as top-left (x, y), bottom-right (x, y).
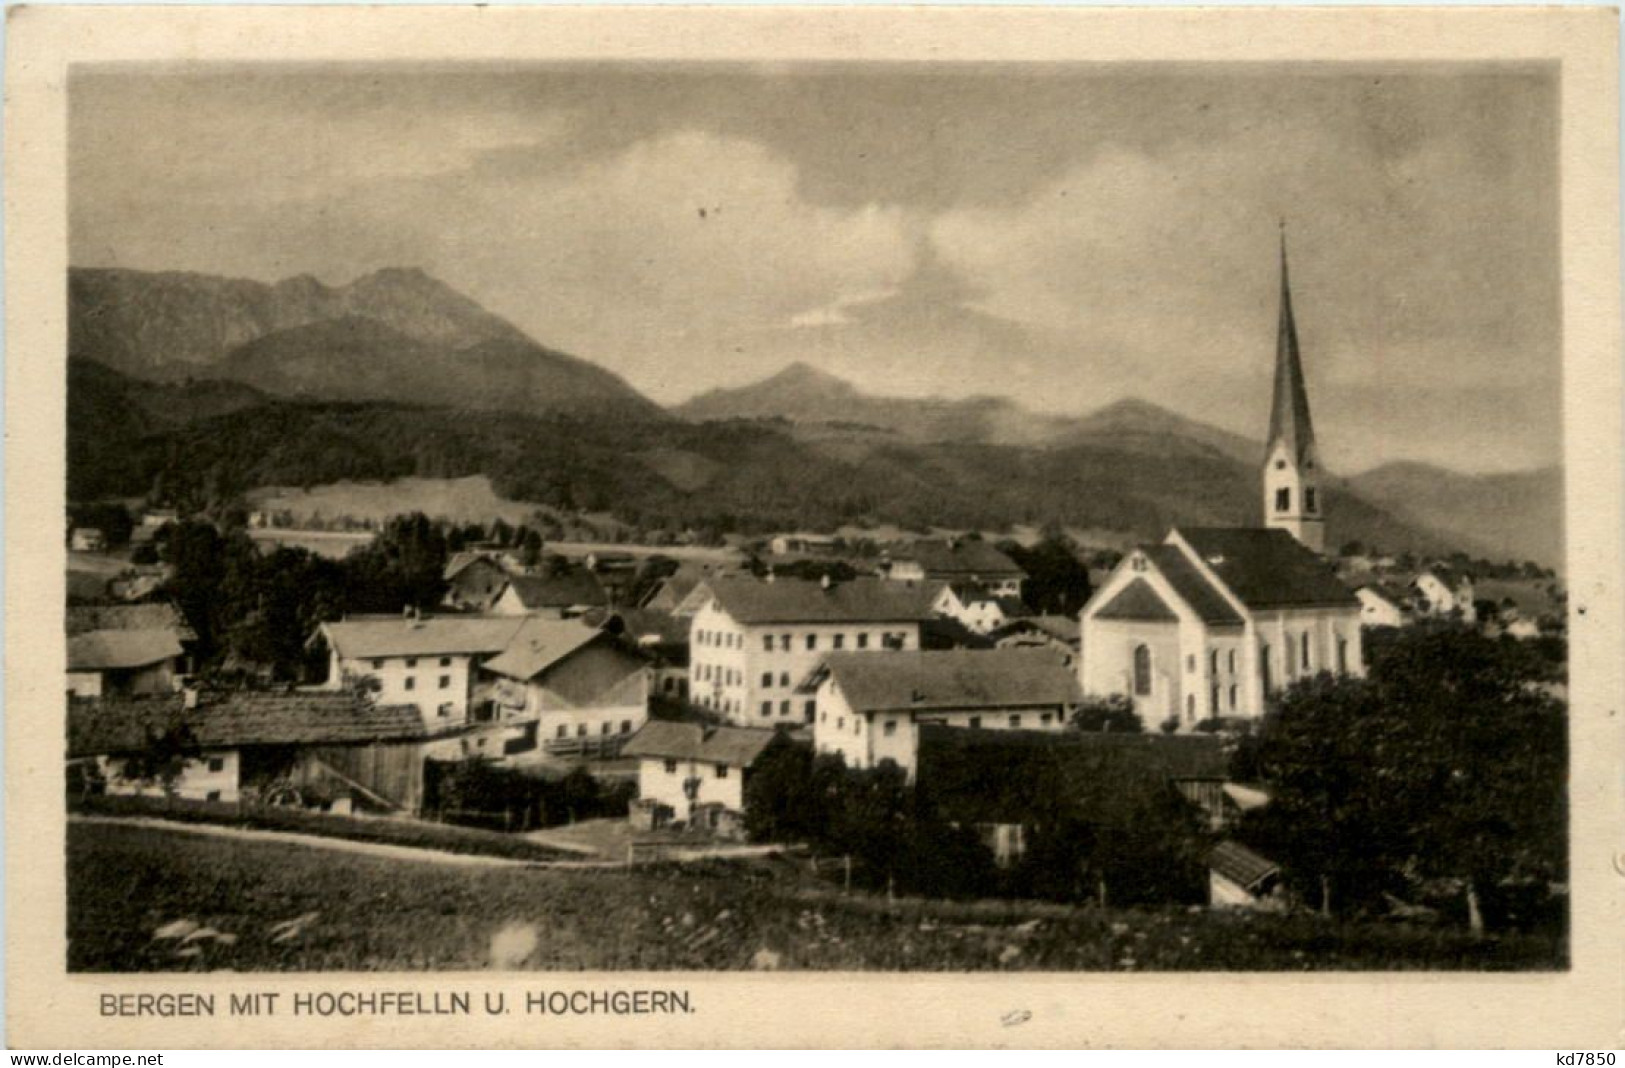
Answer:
top-left (66, 266), bottom-right (1563, 565)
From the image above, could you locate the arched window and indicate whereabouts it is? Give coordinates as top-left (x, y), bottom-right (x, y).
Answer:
top-left (1229, 684), bottom-right (1238, 710)
top-left (1210, 686), bottom-right (1220, 713)
top-left (1260, 644), bottom-right (1272, 693)
top-left (1276, 487), bottom-right (1291, 512)
top-left (1336, 636), bottom-right (1348, 674)
top-left (1133, 645), bottom-right (1152, 696)
top-left (1305, 487), bottom-right (1318, 514)
top-left (1209, 650), bottom-right (1219, 674)
top-left (1301, 632), bottom-right (1311, 671)
top-left (1186, 694), bottom-right (1195, 720)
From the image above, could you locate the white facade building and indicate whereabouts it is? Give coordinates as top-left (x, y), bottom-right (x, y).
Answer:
top-left (622, 720), bottom-right (784, 820)
top-left (319, 615), bottom-right (525, 729)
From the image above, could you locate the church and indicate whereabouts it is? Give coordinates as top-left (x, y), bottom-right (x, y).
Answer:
top-left (1077, 233), bottom-right (1363, 729)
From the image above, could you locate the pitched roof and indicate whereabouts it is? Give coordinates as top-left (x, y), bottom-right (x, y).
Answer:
top-left (609, 608), bottom-right (691, 649)
top-left (443, 551), bottom-right (506, 581)
top-left (67, 691), bottom-right (426, 757)
top-left (706, 576), bottom-right (937, 626)
top-left (320, 616), bottom-right (525, 660)
top-left (1210, 839), bottom-right (1280, 892)
top-left (1093, 578), bottom-right (1180, 623)
top-left (66, 571), bottom-right (112, 604)
top-left (481, 618), bottom-right (608, 681)
top-left (502, 570), bottom-right (608, 610)
top-left (67, 603), bottom-right (195, 641)
top-left (993, 615), bottom-right (1082, 644)
top-left (1174, 528), bottom-right (1357, 610)
top-left (821, 648), bottom-right (1080, 714)
top-left (620, 720), bottom-right (781, 768)
top-left (1145, 545), bottom-right (1247, 625)
top-left (67, 630), bottom-right (184, 672)
top-left (1267, 230), bottom-right (1316, 465)
top-left (899, 539), bottom-right (1026, 579)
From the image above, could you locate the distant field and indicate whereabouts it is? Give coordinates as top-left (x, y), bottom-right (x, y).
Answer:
top-left (69, 822), bottom-right (1563, 972)
top-left (247, 528), bottom-right (375, 559)
top-left (248, 476), bottom-right (544, 526)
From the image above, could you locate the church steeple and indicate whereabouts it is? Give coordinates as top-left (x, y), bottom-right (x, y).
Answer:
top-left (1262, 223), bottom-right (1326, 553)
top-left (1268, 222), bottom-right (1316, 465)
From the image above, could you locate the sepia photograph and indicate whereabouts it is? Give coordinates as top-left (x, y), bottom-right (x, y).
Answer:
top-left (7, 3), bottom-right (1622, 1051)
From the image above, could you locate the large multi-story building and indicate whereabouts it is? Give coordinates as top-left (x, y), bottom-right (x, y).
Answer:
top-left (687, 576), bottom-right (937, 725)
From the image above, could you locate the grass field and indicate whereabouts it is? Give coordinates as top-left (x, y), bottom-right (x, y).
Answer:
top-left (69, 822), bottom-right (1565, 973)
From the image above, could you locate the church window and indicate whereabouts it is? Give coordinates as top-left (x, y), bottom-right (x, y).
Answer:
top-left (1275, 488), bottom-right (1291, 513)
top-left (1211, 686), bottom-right (1220, 713)
top-left (1209, 650), bottom-right (1219, 674)
top-left (1275, 460), bottom-right (1286, 470)
top-left (1186, 695), bottom-right (1195, 720)
top-left (1260, 645), bottom-right (1273, 693)
top-left (1228, 650), bottom-right (1237, 673)
top-left (1186, 655), bottom-right (1195, 673)
top-left (1229, 684), bottom-right (1238, 710)
top-left (1337, 637), bottom-right (1348, 674)
top-left (1306, 488), bottom-right (1318, 514)
top-left (1133, 645), bottom-right (1152, 696)
top-left (1301, 632), bottom-right (1311, 671)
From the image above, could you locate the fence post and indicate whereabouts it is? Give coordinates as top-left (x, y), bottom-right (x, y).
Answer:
top-left (844, 854), bottom-right (852, 894)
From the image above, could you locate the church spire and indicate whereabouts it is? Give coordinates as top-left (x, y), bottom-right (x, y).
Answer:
top-left (1268, 221), bottom-right (1316, 465)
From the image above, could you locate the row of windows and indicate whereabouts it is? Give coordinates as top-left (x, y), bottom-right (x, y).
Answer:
top-left (1273, 486), bottom-right (1319, 514)
top-left (1136, 635), bottom-right (1349, 697)
top-left (399, 675), bottom-right (454, 692)
top-left (369, 656), bottom-right (454, 670)
top-left (761, 699), bottom-right (817, 720)
top-left (696, 629), bottom-right (742, 649)
top-left (1187, 650), bottom-right (1240, 676)
top-left (662, 758), bottom-right (729, 780)
top-left (818, 712), bottom-right (1054, 734)
top-left (553, 719), bottom-right (635, 739)
top-left (695, 664), bottom-right (740, 686)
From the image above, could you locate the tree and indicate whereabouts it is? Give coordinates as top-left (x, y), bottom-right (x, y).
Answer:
top-left (1241, 627), bottom-right (1567, 929)
top-left (1068, 694), bottom-right (1143, 733)
top-left (999, 536), bottom-right (1093, 616)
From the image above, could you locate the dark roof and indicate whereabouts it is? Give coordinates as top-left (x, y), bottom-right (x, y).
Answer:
top-left (1174, 528), bottom-right (1357, 610)
top-left (707, 576), bottom-right (937, 625)
top-left (1093, 578), bottom-right (1179, 623)
top-left (320, 616), bottom-right (524, 660)
top-left (992, 615), bottom-right (1081, 645)
top-left (1146, 545), bottom-right (1247, 625)
top-left (899, 539), bottom-right (1026, 579)
top-left (822, 648), bottom-right (1080, 714)
top-left (609, 608), bottom-right (691, 650)
top-left (920, 615), bottom-right (996, 651)
top-left (1210, 840), bottom-right (1280, 892)
top-left (482, 618), bottom-right (608, 681)
top-left (68, 692), bottom-right (426, 757)
top-left (68, 630), bottom-right (184, 672)
top-left (67, 603), bottom-right (196, 641)
top-left (1267, 233), bottom-right (1316, 465)
top-left (66, 571), bottom-right (112, 604)
top-left (621, 720), bottom-right (781, 768)
top-left (443, 551), bottom-right (506, 581)
top-left (502, 570), bottom-right (608, 610)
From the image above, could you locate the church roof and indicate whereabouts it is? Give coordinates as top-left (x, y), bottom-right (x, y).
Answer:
top-left (1176, 528), bottom-right (1357, 610)
top-left (1093, 578), bottom-right (1180, 622)
top-left (1145, 545), bottom-right (1247, 626)
top-left (1267, 229), bottom-right (1316, 466)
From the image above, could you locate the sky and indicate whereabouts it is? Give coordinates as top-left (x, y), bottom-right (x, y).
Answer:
top-left (69, 62), bottom-right (1560, 474)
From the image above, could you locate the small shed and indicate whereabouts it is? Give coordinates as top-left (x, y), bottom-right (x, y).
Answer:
top-left (1209, 839), bottom-right (1284, 908)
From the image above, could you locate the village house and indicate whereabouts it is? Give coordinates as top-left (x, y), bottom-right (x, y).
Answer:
top-left (639, 561), bottom-right (746, 614)
top-left (442, 552), bottom-right (512, 611)
top-left (490, 569), bottom-right (608, 618)
top-left (688, 575), bottom-right (936, 726)
top-left (809, 647), bottom-right (1080, 780)
top-left (67, 602), bottom-right (198, 673)
top-left (1078, 238), bottom-right (1363, 730)
top-left (68, 690), bottom-right (429, 809)
top-left (479, 616), bottom-right (650, 760)
top-left (1354, 584), bottom-right (1412, 629)
top-left (884, 538), bottom-right (1026, 597)
top-left (769, 533), bottom-right (840, 556)
top-left (991, 615), bottom-right (1082, 667)
top-left (622, 720), bottom-right (787, 831)
top-left (317, 614), bottom-right (526, 728)
top-left (1412, 565), bottom-right (1477, 623)
top-left (67, 630), bottom-right (185, 698)
top-left (932, 582), bottom-right (1032, 635)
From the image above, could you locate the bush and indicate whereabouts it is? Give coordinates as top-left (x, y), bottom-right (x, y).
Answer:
top-left (1070, 694), bottom-right (1143, 733)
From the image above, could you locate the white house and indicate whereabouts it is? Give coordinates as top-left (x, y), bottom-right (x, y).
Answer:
top-left (70, 527), bottom-right (107, 553)
top-left (1078, 240), bottom-right (1362, 730)
top-left (1355, 585), bottom-right (1411, 629)
top-left (933, 582), bottom-right (1032, 635)
top-left (810, 647), bottom-right (1079, 779)
top-left (884, 539), bottom-right (1026, 597)
top-left (480, 617), bottom-right (650, 757)
top-left (622, 720), bottom-right (785, 824)
top-left (688, 576), bottom-right (936, 726)
top-left (1413, 566), bottom-right (1477, 624)
top-left (318, 615), bottom-right (526, 729)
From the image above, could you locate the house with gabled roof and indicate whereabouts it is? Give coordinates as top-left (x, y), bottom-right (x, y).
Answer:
top-left (69, 690), bottom-right (428, 807)
top-left (810, 647), bottom-right (1079, 779)
top-left (622, 720), bottom-right (788, 827)
top-left (884, 538), bottom-right (1027, 597)
top-left (1078, 235), bottom-right (1362, 730)
top-left (317, 614), bottom-right (527, 728)
top-left (688, 575), bottom-right (937, 726)
top-left (1412, 564), bottom-right (1478, 624)
top-left (480, 617), bottom-right (650, 759)
top-left (491, 568), bottom-right (608, 618)
top-left (442, 551), bottom-right (512, 611)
